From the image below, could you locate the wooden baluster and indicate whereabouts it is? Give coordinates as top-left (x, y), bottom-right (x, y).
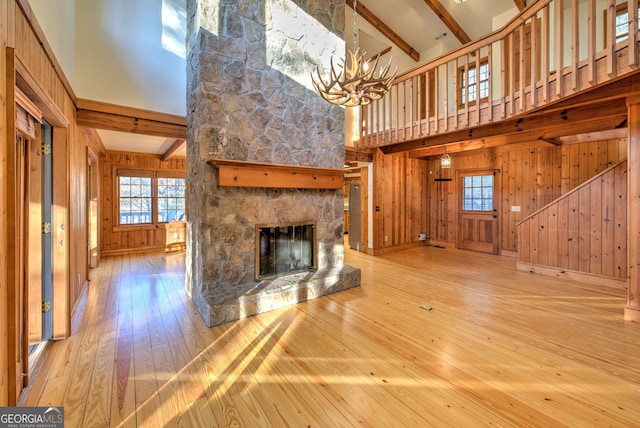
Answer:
top-left (376, 97), bottom-right (381, 146)
top-left (434, 65), bottom-right (439, 132)
top-left (501, 37), bottom-right (507, 119)
top-left (519, 23), bottom-right (525, 113)
top-left (476, 49), bottom-right (480, 125)
top-left (459, 55), bottom-right (465, 129)
top-left (417, 74), bottom-right (423, 136)
top-left (531, 13), bottom-right (538, 109)
top-left (508, 32), bottom-right (515, 117)
top-left (556, 0), bottom-right (564, 98)
top-left (409, 77), bottom-right (414, 139)
top-left (444, 62), bottom-right (449, 132)
top-left (571, 0), bottom-right (579, 91)
top-left (402, 80), bottom-right (408, 141)
top-left (606, 0), bottom-right (615, 77)
top-left (382, 87), bottom-right (387, 144)
top-left (426, 69), bottom-right (431, 135)
top-left (367, 102), bottom-right (372, 146)
top-left (490, 43), bottom-right (494, 125)
top-left (542, 5), bottom-right (550, 102)
top-left (588, 0), bottom-right (596, 84)
top-left (395, 83), bottom-right (399, 142)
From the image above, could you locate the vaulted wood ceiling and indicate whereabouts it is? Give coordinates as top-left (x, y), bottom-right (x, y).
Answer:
top-left (351, 0), bottom-right (533, 63)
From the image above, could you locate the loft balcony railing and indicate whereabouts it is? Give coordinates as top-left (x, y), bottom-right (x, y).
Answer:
top-left (356, 0), bottom-right (640, 152)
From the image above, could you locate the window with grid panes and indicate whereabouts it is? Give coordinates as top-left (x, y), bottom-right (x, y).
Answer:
top-left (116, 169), bottom-right (186, 226)
top-left (157, 177), bottom-right (186, 222)
top-left (460, 61), bottom-right (489, 105)
top-left (462, 175), bottom-right (494, 211)
top-left (118, 174), bottom-right (153, 225)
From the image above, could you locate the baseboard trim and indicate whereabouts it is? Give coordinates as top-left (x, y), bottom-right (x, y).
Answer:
top-left (516, 262), bottom-right (627, 291)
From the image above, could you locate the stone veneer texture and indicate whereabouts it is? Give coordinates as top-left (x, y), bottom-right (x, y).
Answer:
top-left (186, 0), bottom-right (361, 326)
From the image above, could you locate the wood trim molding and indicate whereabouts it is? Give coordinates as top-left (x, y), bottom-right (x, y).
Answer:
top-left (15, 57), bottom-right (69, 128)
top-left (208, 159), bottom-right (343, 189)
top-left (14, 88), bottom-right (41, 122)
top-left (516, 262), bottom-right (628, 290)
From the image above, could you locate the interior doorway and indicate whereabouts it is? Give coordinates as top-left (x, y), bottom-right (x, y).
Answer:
top-left (87, 149), bottom-right (99, 270)
top-left (19, 121), bottom-right (54, 388)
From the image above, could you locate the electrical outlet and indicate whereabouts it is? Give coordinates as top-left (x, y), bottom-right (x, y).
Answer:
top-left (511, 206), bottom-right (521, 212)
top-left (384, 236), bottom-right (388, 242)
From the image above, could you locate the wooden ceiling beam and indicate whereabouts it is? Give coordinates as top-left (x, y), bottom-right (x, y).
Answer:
top-left (162, 139), bottom-right (186, 161)
top-left (422, 0), bottom-right (471, 45)
top-left (347, 0), bottom-right (420, 62)
top-left (76, 99), bottom-right (187, 139)
top-left (513, 0), bottom-right (527, 11)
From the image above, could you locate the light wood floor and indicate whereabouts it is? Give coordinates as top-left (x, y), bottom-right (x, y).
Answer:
top-left (21, 244), bottom-right (640, 427)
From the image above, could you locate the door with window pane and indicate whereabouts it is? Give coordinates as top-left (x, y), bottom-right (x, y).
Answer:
top-left (457, 170), bottom-right (499, 254)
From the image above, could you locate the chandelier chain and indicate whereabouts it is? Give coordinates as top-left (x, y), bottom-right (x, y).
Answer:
top-left (353, 0), bottom-right (358, 50)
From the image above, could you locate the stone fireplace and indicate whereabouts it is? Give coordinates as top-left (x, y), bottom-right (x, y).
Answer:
top-left (185, 0), bottom-right (361, 327)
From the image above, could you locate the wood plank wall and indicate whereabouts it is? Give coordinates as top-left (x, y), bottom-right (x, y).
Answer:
top-left (517, 161), bottom-right (627, 280)
top-left (426, 139), bottom-right (627, 255)
top-left (372, 150), bottom-right (429, 253)
top-left (1, 0), bottom-right (88, 404)
top-left (101, 151), bottom-right (186, 255)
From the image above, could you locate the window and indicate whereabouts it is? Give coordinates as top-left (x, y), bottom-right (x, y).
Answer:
top-left (119, 175), bottom-right (153, 224)
top-left (607, 4), bottom-right (640, 44)
top-left (462, 175), bottom-right (493, 211)
top-left (157, 177), bottom-right (186, 222)
top-left (117, 169), bottom-right (186, 226)
top-left (459, 61), bottom-right (489, 106)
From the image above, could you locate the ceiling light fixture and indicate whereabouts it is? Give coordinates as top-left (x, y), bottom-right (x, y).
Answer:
top-left (440, 153), bottom-right (452, 169)
top-left (454, 0), bottom-right (467, 4)
top-left (310, 0), bottom-right (397, 107)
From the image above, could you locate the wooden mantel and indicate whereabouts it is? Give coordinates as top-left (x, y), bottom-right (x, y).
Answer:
top-left (208, 159), bottom-right (343, 189)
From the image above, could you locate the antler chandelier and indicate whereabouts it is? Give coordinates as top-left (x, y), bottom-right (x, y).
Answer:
top-left (311, 0), bottom-right (396, 107)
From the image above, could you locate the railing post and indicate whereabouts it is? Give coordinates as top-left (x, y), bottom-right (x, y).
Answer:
top-left (625, 95), bottom-right (640, 322)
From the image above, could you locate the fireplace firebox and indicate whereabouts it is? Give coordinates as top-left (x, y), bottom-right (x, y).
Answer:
top-left (256, 222), bottom-right (316, 280)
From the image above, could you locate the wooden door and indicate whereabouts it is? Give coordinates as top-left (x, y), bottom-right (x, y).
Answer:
top-left (457, 170), bottom-right (499, 254)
